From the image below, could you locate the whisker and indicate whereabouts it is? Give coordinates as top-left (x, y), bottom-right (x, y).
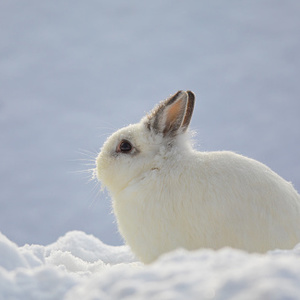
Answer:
top-left (71, 168), bottom-right (95, 175)
top-left (68, 147), bottom-right (106, 208)
top-left (71, 123), bottom-right (117, 208)
top-left (95, 121), bottom-right (117, 131)
top-left (72, 162), bottom-right (96, 167)
top-left (87, 181), bottom-right (103, 208)
top-left (76, 149), bottom-right (98, 159)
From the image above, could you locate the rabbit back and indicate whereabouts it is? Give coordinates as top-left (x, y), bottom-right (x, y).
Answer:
top-left (113, 150), bottom-right (300, 263)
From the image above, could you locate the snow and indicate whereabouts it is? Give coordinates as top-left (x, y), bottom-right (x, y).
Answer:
top-left (0, 231), bottom-right (136, 299)
top-left (1, 0), bottom-right (300, 298)
top-left (1, 230), bottom-right (300, 299)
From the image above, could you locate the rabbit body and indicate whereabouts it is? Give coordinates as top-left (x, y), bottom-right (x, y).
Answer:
top-left (96, 91), bottom-right (300, 263)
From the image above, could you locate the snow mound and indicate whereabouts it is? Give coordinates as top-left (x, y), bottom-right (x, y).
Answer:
top-left (66, 246), bottom-right (300, 300)
top-left (1, 231), bottom-right (300, 299)
top-left (0, 231), bottom-right (137, 299)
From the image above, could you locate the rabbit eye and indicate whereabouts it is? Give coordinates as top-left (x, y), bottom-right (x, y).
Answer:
top-left (117, 140), bottom-right (133, 153)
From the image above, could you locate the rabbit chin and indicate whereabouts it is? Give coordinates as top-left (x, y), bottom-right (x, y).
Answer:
top-left (110, 150), bottom-right (300, 264)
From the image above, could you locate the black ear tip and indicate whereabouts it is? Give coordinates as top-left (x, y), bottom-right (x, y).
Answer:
top-left (173, 90), bottom-right (186, 99)
top-left (186, 91), bottom-right (195, 100)
top-left (166, 90), bottom-right (188, 106)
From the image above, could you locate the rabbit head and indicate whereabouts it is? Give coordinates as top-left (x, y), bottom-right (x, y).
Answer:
top-left (96, 91), bottom-right (195, 197)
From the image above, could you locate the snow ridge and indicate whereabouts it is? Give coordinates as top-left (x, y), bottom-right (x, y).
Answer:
top-left (1, 231), bottom-right (300, 299)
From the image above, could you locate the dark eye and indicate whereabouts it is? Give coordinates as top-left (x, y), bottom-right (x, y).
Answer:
top-left (117, 140), bottom-right (133, 153)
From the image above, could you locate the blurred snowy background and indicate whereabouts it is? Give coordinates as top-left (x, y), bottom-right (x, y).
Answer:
top-left (1, 1), bottom-right (300, 247)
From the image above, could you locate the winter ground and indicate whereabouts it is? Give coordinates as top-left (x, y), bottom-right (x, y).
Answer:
top-left (1, 230), bottom-right (300, 300)
top-left (1, 1), bottom-right (300, 299)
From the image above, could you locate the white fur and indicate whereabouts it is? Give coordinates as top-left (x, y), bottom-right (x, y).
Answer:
top-left (96, 92), bottom-right (300, 264)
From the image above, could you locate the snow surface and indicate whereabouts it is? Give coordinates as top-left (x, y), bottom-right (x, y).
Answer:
top-left (1, 230), bottom-right (300, 299)
top-left (1, 1), bottom-right (300, 298)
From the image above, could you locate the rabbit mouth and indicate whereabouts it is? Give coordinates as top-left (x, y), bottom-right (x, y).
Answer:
top-left (151, 167), bottom-right (160, 171)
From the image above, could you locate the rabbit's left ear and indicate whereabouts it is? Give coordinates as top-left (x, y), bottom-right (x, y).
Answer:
top-left (145, 90), bottom-right (195, 137)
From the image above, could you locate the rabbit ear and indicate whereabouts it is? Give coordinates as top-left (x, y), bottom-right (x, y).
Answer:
top-left (146, 91), bottom-right (192, 137)
top-left (181, 91), bottom-right (195, 132)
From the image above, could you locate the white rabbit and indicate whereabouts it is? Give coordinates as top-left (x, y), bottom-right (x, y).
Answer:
top-left (96, 91), bottom-right (300, 264)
